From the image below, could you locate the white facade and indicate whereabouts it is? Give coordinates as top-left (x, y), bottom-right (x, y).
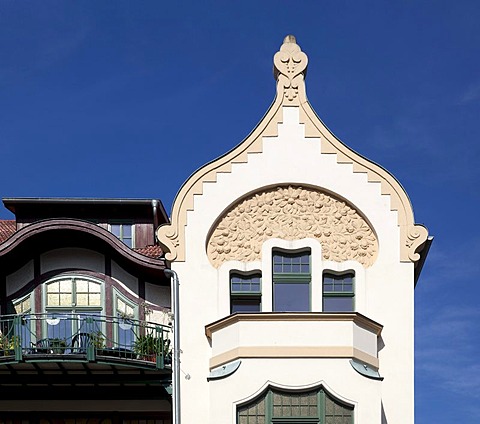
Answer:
top-left (158, 36), bottom-right (429, 424)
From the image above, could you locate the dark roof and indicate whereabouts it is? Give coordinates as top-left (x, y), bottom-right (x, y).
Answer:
top-left (0, 219), bottom-right (163, 260)
top-left (3, 198), bottom-right (169, 226)
top-left (0, 220), bottom-right (16, 243)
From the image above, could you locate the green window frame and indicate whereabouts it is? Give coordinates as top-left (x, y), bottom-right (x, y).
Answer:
top-left (109, 223), bottom-right (134, 248)
top-left (237, 386), bottom-right (353, 424)
top-left (230, 273), bottom-right (262, 313)
top-left (113, 289), bottom-right (138, 349)
top-left (272, 250), bottom-right (311, 312)
top-left (322, 272), bottom-right (355, 312)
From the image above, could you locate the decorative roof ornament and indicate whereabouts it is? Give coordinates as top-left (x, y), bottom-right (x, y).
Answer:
top-left (157, 35), bottom-right (429, 267)
top-left (273, 35), bottom-right (309, 104)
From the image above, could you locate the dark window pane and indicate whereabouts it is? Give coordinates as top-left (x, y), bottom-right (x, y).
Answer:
top-left (323, 297), bottom-right (353, 312)
top-left (232, 299), bottom-right (261, 313)
top-left (292, 264), bottom-right (301, 273)
top-left (323, 283), bottom-right (334, 292)
top-left (274, 283), bottom-right (309, 311)
top-left (123, 225), bottom-right (132, 237)
top-left (110, 225), bottom-right (121, 237)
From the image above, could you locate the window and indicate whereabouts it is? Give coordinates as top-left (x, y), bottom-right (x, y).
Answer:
top-left (323, 273), bottom-right (354, 312)
top-left (231, 273), bottom-right (262, 313)
top-left (13, 293), bottom-right (33, 350)
top-left (237, 386), bottom-right (353, 424)
top-left (14, 294), bottom-right (31, 314)
top-left (44, 277), bottom-right (103, 341)
top-left (273, 250), bottom-right (310, 311)
top-left (115, 293), bottom-right (137, 348)
top-left (110, 223), bottom-right (134, 248)
top-left (46, 278), bottom-right (101, 308)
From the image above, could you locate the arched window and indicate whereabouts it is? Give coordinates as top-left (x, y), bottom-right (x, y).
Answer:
top-left (237, 386), bottom-right (353, 424)
top-left (44, 276), bottom-right (104, 342)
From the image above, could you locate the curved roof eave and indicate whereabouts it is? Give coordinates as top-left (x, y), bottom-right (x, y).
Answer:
top-left (0, 219), bottom-right (166, 271)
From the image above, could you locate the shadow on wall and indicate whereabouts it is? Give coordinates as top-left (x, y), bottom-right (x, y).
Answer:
top-left (378, 335), bottom-right (385, 353)
top-left (381, 402), bottom-right (388, 424)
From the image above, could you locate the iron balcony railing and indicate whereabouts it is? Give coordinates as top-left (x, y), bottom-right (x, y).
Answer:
top-left (0, 313), bottom-right (171, 369)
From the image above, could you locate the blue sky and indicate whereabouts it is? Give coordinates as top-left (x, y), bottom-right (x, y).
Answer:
top-left (0, 1), bottom-right (479, 421)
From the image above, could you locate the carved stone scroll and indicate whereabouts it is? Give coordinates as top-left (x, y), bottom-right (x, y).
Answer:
top-left (207, 186), bottom-right (378, 268)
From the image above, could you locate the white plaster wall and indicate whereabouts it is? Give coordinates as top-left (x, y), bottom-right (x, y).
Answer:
top-left (145, 283), bottom-right (171, 309)
top-left (173, 106), bottom-right (415, 423)
top-left (6, 260), bottom-right (34, 296)
top-left (111, 260), bottom-right (138, 294)
top-left (210, 319), bottom-right (371, 356)
top-left (145, 283), bottom-right (172, 327)
top-left (209, 358), bottom-right (381, 424)
top-left (353, 322), bottom-right (378, 358)
top-left (41, 248), bottom-right (104, 274)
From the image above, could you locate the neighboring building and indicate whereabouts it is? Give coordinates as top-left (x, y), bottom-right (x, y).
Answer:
top-left (0, 36), bottom-right (431, 424)
top-left (0, 198), bottom-right (173, 423)
top-left (157, 36), bottom-right (431, 424)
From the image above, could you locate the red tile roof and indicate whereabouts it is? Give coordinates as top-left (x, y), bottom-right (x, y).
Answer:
top-left (134, 245), bottom-right (164, 259)
top-left (0, 220), bottom-right (16, 243)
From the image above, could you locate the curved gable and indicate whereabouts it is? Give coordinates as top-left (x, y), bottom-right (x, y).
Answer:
top-left (157, 35), bottom-right (428, 264)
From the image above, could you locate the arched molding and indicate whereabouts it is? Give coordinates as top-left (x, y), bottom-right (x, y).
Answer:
top-left (157, 35), bottom-right (428, 264)
top-left (0, 219), bottom-right (166, 271)
top-left (234, 379), bottom-right (357, 412)
top-left (207, 185), bottom-right (378, 268)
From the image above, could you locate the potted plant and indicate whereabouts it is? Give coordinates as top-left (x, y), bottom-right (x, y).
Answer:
top-left (118, 312), bottom-right (134, 330)
top-left (90, 331), bottom-right (105, 354)
top-left (0, 335), bottom-right (20, 356)
top-left (50, 338), bottom-right (67, 354)
top-left (134, 333), bottom-right (166, 362)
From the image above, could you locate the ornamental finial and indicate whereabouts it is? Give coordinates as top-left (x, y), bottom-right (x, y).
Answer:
top-left (273, 35), bottom-right (308, 103)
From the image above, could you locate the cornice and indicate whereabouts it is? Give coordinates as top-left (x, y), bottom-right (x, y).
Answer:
top-left (205, 312), bottom-right (383, 339)
top-left (157, 35), bottom-right (428, 264)
top-left (0, 219), bottom-right (166, 271)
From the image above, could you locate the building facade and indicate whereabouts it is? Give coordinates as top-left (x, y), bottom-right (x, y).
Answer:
top-left (0, 36), bottom-right (430, 424)
top-left (0, 198), bottom-right (173, 423)
top-left (157, 36), bottom-right (430, 424)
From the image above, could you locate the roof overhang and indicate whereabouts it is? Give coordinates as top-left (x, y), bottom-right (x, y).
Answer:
top-left (0, 219), bottom-right (168, 282)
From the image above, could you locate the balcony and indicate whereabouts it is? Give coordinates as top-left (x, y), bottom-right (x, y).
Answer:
top-left (205, 312), bottom-right (382, 369)
top-left (0, 313), bottom-right (171, 370)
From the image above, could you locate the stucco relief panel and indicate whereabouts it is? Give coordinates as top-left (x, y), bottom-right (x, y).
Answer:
top-left (207, 186), bottom-right (378, 268)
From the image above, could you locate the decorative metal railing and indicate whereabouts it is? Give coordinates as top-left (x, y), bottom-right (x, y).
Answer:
top-left (0, 313), bottom-right (171, 369)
